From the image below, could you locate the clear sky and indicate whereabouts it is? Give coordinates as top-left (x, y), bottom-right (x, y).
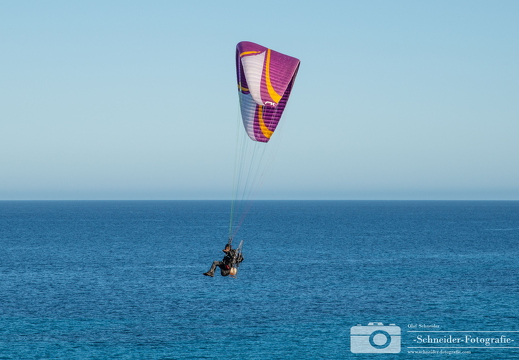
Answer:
top-left (1, 1), bottom-right (518, 200)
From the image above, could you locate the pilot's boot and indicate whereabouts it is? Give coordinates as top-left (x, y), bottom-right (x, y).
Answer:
top-left (203, 261), bottom-right (220, 277)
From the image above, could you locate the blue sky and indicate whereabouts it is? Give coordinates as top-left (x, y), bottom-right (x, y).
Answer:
top-left (1, 1), bottom-right (518, 200)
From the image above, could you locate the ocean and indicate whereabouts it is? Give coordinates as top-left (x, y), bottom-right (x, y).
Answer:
top-left (0, 201), bottom-right (518, 359)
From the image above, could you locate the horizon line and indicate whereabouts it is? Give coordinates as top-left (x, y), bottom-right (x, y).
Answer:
top-left (1, 199), bottom-right (518, 202)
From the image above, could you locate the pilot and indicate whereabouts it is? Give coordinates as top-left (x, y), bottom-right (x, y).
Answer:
top-left (203, 243), bottom-right (238, 277)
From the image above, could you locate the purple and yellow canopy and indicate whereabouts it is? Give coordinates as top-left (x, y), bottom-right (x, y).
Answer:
top-left (236, 41), bottom-right (300, 143)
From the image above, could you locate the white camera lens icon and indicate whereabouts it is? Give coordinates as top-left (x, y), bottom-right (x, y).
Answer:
top-left (350, 322), bottom-right (401, 353)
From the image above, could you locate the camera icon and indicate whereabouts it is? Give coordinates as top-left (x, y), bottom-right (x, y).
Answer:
top-left (350, 322), bottom-right (401, 353)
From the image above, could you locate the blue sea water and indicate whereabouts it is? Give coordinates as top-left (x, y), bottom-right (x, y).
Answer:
top-left (0, 201), bottom-right (518, 359)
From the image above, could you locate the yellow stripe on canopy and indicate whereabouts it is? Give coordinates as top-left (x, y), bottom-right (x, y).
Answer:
top-left (240, 51), bottom-right (262, 57)
top-left (258, 106), bottom-right (273, 139)
top-left (265, 49), bottom-right (282, 104)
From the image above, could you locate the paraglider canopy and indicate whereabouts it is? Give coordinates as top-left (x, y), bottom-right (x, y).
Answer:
top-left (236, 41), bottom-right (300, 143)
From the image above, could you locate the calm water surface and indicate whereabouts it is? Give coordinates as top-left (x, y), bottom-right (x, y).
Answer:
top-left (0, 201), bottom-right (518, 359)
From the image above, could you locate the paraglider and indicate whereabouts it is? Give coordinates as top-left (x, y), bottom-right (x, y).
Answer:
top-left (203, 41), bottom-right (300, 278)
